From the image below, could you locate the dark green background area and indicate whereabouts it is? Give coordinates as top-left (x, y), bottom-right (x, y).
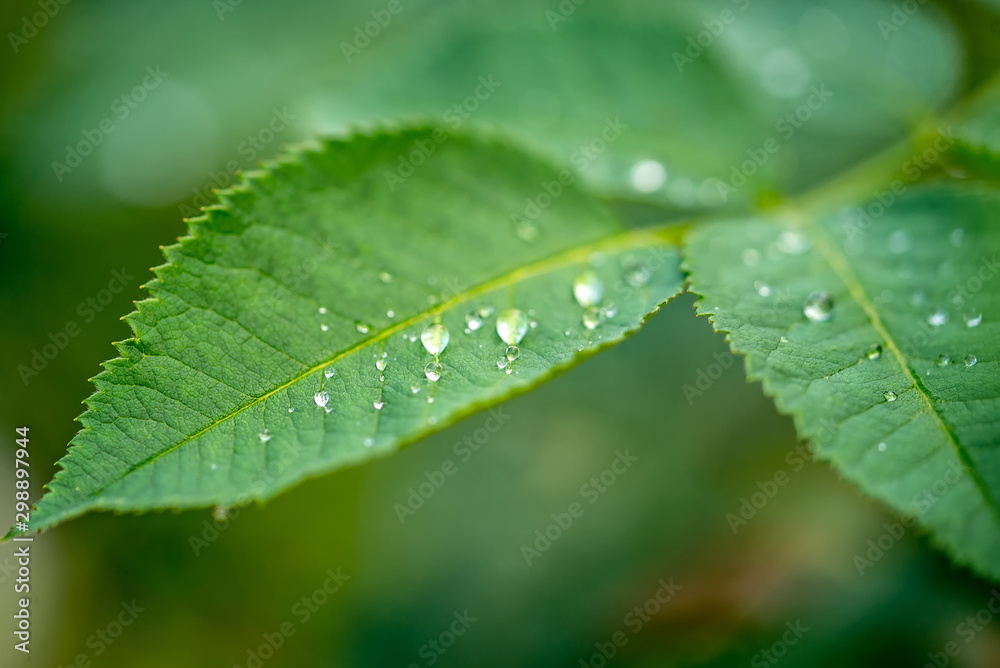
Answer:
top-left (2, 0), bottom-right (1000, 666)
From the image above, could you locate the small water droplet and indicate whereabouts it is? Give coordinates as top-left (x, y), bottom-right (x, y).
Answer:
top-left (777, 231), bottom-right (809, 255)
top-left (373, 399), bottom-right (384, 410)
top-left (320, 324), bottom-right (329, 332)
top-left (496, 309), bottom-right (529, 345)
top-left (965, 311), bottom-right (983, 328)
top-left (910, 290), bottom-right (926, 307)
top-left (600, 302), bottom-right (618, 319)
top-left (213, 506), bottom-right (229, 521)
top-left (376, 357), bottom-right (388, 372)
top-left (408, 334), bottom-right (418, 343)
top-left (210, 463), bottom-right (218, 471)
top-left (363, 437), bottom-right (375, 447)
top-left (387, 310), bottom-right (395, 319)
top-left (421, 323), bottom-right (450, 356)
top-left (780, 336), bottom-right (789, 343)
top-left (878, 442), bottom-right (887, 452)
top-left (803, 292), bottom-right (834, 322)
top-left (356, 321), bottom-right (370, 334)
top-left (865, 344), bottom-right (882, 360)
top-left (927, 308), bottom-right (948, 327)
top-left (529, 319), bottom-right (538, 329)
top-left (624, 260), bottom-right (651, 287)
top-left (629, 159), bottom-right (667, 193)
top-left (936, 354), bottom-right (951, 367)
top-left (427, 396), bottom-right (435, 404)
top-left (742, 248), bottom-right (760, 266)
top-left (582, 307), bottom-right (602, 330)
top-left (755, 281), bottom-right (772, 297)
top-left (314, 391), bottom-right (330, 408)
top-left (465, 309), bottom-right (486, 331)
top-left (505, 367), bottom-right (513, 375)
top-left (424, 361), bottom-right (443, 382)
top-left (506, 345), bottom-right (520, 361)
top-left (318, 307), bottom-right (327, 315)
top-left (564, 330), bottom-right (572, 336)
top-left (965, 355), bottom-right (978, 367)
top-left (259, 430), bottom-right (271, 443)
top-left (496, 356), bottom-right (509, 370)
top-left (514, 219), bottom-right (539, 241)
top-left (324, 367), bottom-right (335, 379)
top-left (287, 407), bottom-right (295, 413)
top-left (883, 391), bottom-right (897, 402)
top-left (378, 271), bottom-right (392, 283)
top-left (888, 230), bottom-right (911, 254)
top-left (950, 228), bottom-right (964, 248)
top-left (324, 405), bottom-right (334, 413)
top-left (410, 385), bottom-right (421, 394)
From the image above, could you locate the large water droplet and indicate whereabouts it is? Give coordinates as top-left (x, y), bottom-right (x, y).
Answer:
top-left (505, 345), bottom-right (520, 361)
top-left (965, 355), bottom-right (978, 368)
top-left (965, 311), bottom-right (983, 328)
top-left (314, 391), bottom-right (330, 408)
top-left (883, 391), bottom-right (897, 402)
top-left (582, 307), bottom-right (602, 330)
top-left (496, 309), bottom-right (529, 345)
top-left (259, 430), bottom-right (271, 443)
top-left (865, 344), bottom-right (882, 360)
top-left (803, 292), bottom-right (834, 322)
top-left (573, 271), bottom-right (604, 308)
top-left (927, 308), bottom-right (948, 327)
top-left (421, 323), bottom-right (450, 356)
top-left (424, 361), bottom-right (443, 382)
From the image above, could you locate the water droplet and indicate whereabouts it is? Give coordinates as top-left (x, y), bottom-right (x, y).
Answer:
top-left (505, 367), bottom-right (513, 375)
top-left (376, 357), bottom-right (388, 372)
top-left (318, 307), bottom-right (327, 315)
top-left (506, 345), bottom-right (520, 361)
top-left (427, 396), bottom-right (435, 404)
top-left (777, 231), bottom-right (809, 255)
top-left (582, 307), bottom-right (602, 330)
top-left (314, 391), bottom-right (330, 408)
top-left (421, 323), bottom-right (450, 356)
top-left (356, 321), bottom-right (370, 334)
top-left (324, 405), bottom-right (334, 413)
top-left (624, 260), bottom-right (651, 287)
top-left (378, 271), bottom-right (392, 283)
top-left (965, 311), bottom-right (983, 328)
top-left (780, 336), bottom-right (789, 343)
top-left (888, 230), bottom-right (911, 254)
top-left (410, 385), bottom-right (421, 394)
top-left (865, 344), bottom-right (882, 360)
top-left (213, 506), bottom-right (229, 521)
top-left (742, 248), bottom-right (760, 266)
top-left (965, 355), bottom-right (978, 368)
top-left (496, 356), bottom-right (509, 370)
top-left (936, 354), bottom-right (951, 367)
top-left (878, 442), bottom-right (887, 452)
top-left (927, 308), bottom-right (948, 327)
top-left (324, 367), bottom-right (335, 379)
top-left (259, 430), bottom-right (271, 443)
top-left (571, 270), bottom-right (604, 308)
top-left (363, 437), bottom-right (375, 448)
top-left (883, 391), bottom-right (897, 402)
top-left (950, 228), bottom-right (964, 248)
top-left (496, 309), bottom-right (529, 345)
top-left (629, 159), bottom-right (667, 193)
top-left (320, 324), bottom-right (329, 332)
top-left (465, 308), bottom-right (487, 331)
top-left (803, 292), bottom-right (834, 322)
top-left (755, 281), bottom-right (772, 297)
top-left (564, 330), bottom-right (572, 336)
top-left (424, 361), bottom-right (443, 382)
top-left (408, 334), bottom-right (418, 343)
top-left (910, 290), bottom-right (926, 307)
top-left (287, 407), bottom-right (295, 413)
top-left (210, 463), bottom-right (218, 471)
top-left (387, 310), bottom-right (395, 319)
top-left (373, 399), bottom-right (384, 410)
top-left (514, 219), bottom-right (539, 241)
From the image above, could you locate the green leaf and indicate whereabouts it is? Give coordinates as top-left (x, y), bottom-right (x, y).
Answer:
top-left (22, 128), bottom-right (683, 536)
top-left (685, 183), bottom-right (1000, 578)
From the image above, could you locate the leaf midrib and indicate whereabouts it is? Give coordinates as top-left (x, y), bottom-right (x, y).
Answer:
top-left (86, 223), bottom-right (686, 499)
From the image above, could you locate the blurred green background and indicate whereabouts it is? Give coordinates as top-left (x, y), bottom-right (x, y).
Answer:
top-left (3, 0), bottom-right (1000, 666)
